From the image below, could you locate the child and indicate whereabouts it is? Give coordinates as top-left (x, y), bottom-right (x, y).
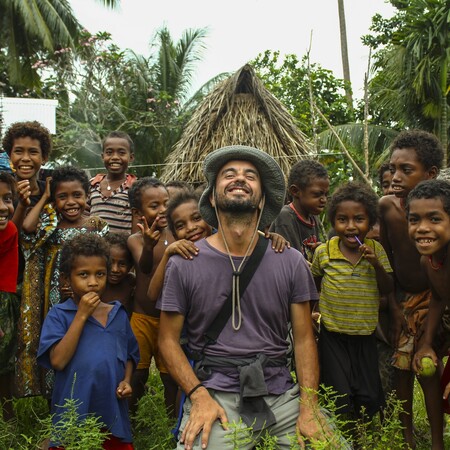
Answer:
top-left (379, 162), bottom-right (393, 196)
top-left (127, 177), bottom-right (177, 415)
top-left (88, 131), bottom-right (137, 234)
top-left (37, 234), bottom-right (139, 450)
top-left (2, 121), bottom-right (52, 225)
top-left (16, 166), bottom-right (108, 398)
top-left (0, 172), bottom-right (19, 420)
top-left (379, 129), bottom-right (444, 449)
top-left (311, 182), bottom-right (393, 428)
top-left (165, 180), bottom-right (193, 199)
top-left (270, 159), bottom-right (328, 262)
top-left (148, 190), bottom-right (213, 303)
top-left (103, 233), bottom-right (135, 316)
top-left (407, 180), bottom-right (450, 414)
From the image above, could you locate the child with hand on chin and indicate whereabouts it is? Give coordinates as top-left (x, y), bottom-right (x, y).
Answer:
top-left (37, 233), bottom-right (139, 450)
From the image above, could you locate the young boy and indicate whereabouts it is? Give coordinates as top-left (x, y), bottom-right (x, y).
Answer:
top-left (37, 233), bottom-right (139, 450)
top-left (127, 177), bottom-right (177, 416)
top-left (312, 182), bottom-right (393, 433)
top-left (103, 233), bottom-right (135, 317)
top-left (88, 131), bottom-right (137, 234)
top-left (270, 159), bottom-right (328, 262)
top-left (407, 180), bottom-right (450, 413)
top-left (379, 129), bottom-right (444, 449)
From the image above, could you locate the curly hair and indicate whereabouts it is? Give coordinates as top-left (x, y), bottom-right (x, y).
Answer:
top-left (328, 182), bottom-right (379, 227)
top-left (2, 121), bottom-right (52, 159)
top-left (50, 166), bottom-right (90, 202)
top-left (0, 171), bottom-right (17, 200)
top-left (288, 159), bottom-right (328, 190)
top-left (60, 234), bottom-right (110, 275)
top-left (166, 190), bottom-right (201, 234)
top-left (102, 131), bottom-right (134, 154)
top-left (128, 177), bottom-right (166, 210)
top-left (104, 232), bottom-right (133, 265)
top-left (406, 179), bottom-right (450, 217)
top-left (390, 130), bottom-right (443, 171)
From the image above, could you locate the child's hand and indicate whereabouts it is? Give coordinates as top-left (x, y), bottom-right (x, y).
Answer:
top-left (359, 243), bottom-right (378, 266)
top-left (166, 239), bottom-right (199, 260)
top-left (412, 345), bottom-right (438, 374)
top-left (262, 229), bottom-right (290, 253)
top-left (16, 179), bottom-right (32, 206)
top-left (77, 291), bottom-right (101, 318)
top-left (137, 216), bottom-right (161, 249)
top-left (116, 381), bottom-right (132, 399)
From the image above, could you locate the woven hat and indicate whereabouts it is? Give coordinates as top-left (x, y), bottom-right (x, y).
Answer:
top-left (199, 145), bottom-right (286, 230)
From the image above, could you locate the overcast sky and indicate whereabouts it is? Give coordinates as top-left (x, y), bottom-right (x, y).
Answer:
top-left (70, 0), bottom-right (395, 99)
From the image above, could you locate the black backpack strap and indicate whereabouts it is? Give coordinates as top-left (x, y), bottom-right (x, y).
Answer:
top-left (203, 235), bottom-right (269, 346)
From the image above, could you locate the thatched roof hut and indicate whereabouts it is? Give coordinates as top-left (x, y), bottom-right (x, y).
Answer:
top-left (160, 64), bottom-right (313, 184)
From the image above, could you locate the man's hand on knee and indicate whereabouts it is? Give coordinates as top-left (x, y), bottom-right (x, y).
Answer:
top-left (180, 388), bottom-right (228, 449)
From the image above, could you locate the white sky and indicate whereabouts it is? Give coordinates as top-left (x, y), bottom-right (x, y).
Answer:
top-left (70, 0), bottom-right (394, 99)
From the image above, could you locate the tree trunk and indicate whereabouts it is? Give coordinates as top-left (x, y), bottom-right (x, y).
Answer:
top-left (439, 56), bottom-right (448, 167)
top-left (337, 0), bottom-right (353, 110)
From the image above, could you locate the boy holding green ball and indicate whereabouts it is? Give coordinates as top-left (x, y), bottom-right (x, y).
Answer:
top-left (407, 180), bottom-right (450, 413)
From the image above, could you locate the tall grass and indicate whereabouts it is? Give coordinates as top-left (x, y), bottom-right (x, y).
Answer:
top-left (2, 370), bottom-right (449, 449)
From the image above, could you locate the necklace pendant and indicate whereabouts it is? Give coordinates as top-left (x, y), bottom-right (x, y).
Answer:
top-left (164, 239), bottom-right (168, 246)
top-left (106, 185), bottom-right (112, 191)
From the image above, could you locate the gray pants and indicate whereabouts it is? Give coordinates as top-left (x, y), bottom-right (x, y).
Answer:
top-left (177, 384), bottom-right (301, 449)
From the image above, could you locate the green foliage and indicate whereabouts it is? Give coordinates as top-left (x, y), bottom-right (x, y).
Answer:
top-left (131, 369), bottom-right (176, 450)
top-left (363, 0), bottom-right (449, 156)
top-left (252, 51), bottom-right (354, 136)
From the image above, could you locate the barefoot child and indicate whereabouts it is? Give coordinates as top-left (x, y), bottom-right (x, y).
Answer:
top-left (407, 180), bottom-right (450, 414)
top-left (17, 167), bottom-right (108, 397)
top-left (311, 182), bottom-right (393, 433)
top-left (379, 130), bottom-right (444, 449)
top-left (270, 159), bottom-right (328, 262)
top-left (127, 177), bottom-right (177, 415)
top-left (37, 234), bottom-right (139, 449)
top-left (0, 172), bottom-right (19, 419)
top-left (103, 233), bottom-right (135, 316)
top-left (88, 131), bottom-right (137, 234)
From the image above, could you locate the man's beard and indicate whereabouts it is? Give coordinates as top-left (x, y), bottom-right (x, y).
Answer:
top-left (217, 197), bottom-right (258, 214)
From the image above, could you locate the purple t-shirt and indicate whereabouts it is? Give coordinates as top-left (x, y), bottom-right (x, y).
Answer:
top-left (158, 239), bottom-right (318, 394)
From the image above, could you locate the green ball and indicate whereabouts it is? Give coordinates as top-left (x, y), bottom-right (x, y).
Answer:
top-left (418, 357), bottom-right (436, 377)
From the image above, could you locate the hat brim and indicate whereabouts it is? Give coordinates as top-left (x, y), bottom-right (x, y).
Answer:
top-left (199, 145), bottom-right (286, 230)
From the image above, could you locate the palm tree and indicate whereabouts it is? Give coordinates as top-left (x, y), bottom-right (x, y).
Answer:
top-left (337, 0), bottom-right (353, 109)
top-left (0, 0), bottom-right (120, 88)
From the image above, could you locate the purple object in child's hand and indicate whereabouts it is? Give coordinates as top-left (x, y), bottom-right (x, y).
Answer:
top-left (355, 236), bottom-right (363, 246)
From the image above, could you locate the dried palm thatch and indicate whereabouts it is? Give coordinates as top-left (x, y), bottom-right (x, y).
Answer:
top-left (160, 64), bottom-right (313, 184)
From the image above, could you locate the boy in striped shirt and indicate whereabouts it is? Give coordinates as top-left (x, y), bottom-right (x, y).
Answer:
top-left (88, 131), bottom-right (137, 234)
top-left (311, 182), bottom-right (393, 433)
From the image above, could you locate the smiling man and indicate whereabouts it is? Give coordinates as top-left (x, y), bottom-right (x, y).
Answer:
top-left (157, 145), bottom-right (335, 449)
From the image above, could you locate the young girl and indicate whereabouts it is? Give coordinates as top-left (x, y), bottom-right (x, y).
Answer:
top-left (311, 182), bottom-right (394, 428)
top-left (37, 233), bottom-right (139, 449)
top-left (0, 172), bottom-right (19, 419)
top-left (17, 166), bottom-right (108, 398)
top-left (103, 232), bottom-right (135, 316)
